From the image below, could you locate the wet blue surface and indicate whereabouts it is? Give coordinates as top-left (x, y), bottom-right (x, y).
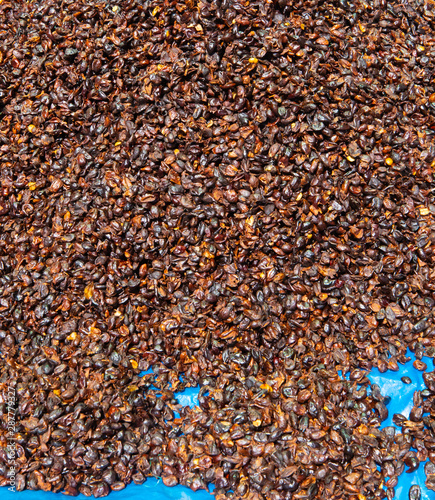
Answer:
top-left (3, 353), bottom-right (435, 499)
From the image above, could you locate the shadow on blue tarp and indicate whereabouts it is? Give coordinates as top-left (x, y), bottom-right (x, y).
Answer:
top-left (3, 351), bottom-right (434, 499)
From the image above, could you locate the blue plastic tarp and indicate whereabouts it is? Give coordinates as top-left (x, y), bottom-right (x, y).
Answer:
top-left (2, 351), bottom-right (434, 500)
top-left (367, 350), bottom-right (434, 499)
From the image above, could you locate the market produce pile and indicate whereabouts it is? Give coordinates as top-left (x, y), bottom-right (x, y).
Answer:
top-left (1, 0), bottom-right (435, 498)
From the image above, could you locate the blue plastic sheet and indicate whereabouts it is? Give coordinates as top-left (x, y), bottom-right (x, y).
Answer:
top-left (0, 478), bottom-right (212, 500)
top-left (366, 349), bottom-right (434, 499)
top-left (3, 352), bottom-right (435, 499)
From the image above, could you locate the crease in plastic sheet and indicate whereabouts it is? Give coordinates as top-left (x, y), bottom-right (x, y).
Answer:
top-left (3, 351), bottom-right (435, 500)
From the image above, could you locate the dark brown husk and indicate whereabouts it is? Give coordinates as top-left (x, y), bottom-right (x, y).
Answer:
top-left (1, 0), bottom-right (435, 499)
